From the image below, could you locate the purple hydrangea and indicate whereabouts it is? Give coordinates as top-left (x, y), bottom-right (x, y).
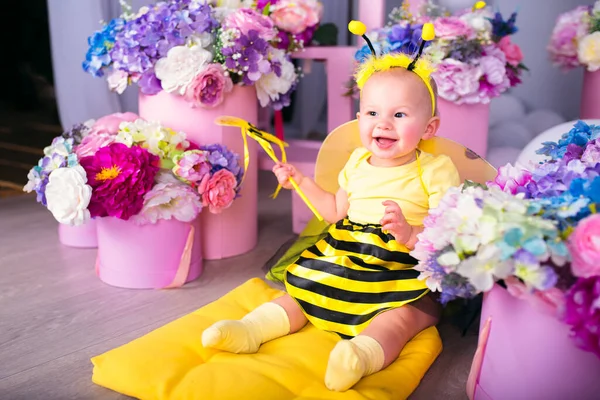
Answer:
top-left (109, 0), bottom-right (218, 89)
top-left (200, 143), bottom-right (243, 187)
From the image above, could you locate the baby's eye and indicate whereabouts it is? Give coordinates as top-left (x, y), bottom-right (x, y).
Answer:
top-left (395, 112), bottom-right (407, 118)
top-left (367, 111), bottom-right (377, 116)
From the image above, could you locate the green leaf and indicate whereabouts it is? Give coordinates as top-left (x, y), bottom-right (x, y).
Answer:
top-left (462, 179), bottom-right (488, 191)
top-left (311, 23), bottom-right (338, 46)
top-left (262, 3), bottom-right (270, 15)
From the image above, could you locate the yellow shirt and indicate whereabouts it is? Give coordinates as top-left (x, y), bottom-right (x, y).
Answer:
top-left (338, 147), bottom-right (460, 226)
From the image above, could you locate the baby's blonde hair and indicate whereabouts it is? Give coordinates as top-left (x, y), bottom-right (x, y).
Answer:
top-left (355, 53), bottom-right (437, 117)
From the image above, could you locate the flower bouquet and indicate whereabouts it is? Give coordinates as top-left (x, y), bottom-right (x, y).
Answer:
top-left (351, 1), bottom-right (526, 105)
top-left (24, 112), bottom-right (243, 227)
top-left (349, 1), bottom-right (526, 157)
top-left (83, 0), bottom-right (323, 110)
top-left (411, 120), bottom-right (600, 359)
top-left (548, 1), bottom-right (600, 119)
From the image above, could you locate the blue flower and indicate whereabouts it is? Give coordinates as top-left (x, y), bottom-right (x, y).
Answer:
top-left (487, 11), bottom-right (518, 39)
top-left (536, 121), bottom-right (600, 160)
top-left (83, 18), bottom-right (126, 77)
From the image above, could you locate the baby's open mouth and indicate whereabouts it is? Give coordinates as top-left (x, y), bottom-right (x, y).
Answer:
top-left (374, 137), bottom-right (397, 148)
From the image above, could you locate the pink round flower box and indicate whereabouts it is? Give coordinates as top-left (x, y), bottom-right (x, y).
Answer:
top-left (95, 217), bottom-right (203, 289)
top-left (58, 220), bottom-right (98, 248)
top-left (581, 70), bottom-right (600, 120)
top-left (437, 98), bottom-right (490, 158)
top-left (138, 85), bottom-right (258, 260)
top-left (468, 284), bottom-right (600, 400)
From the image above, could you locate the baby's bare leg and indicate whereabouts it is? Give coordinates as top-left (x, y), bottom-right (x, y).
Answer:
top-left (202, 294), bottom-right (307, 353)
top-left (325, 300), bottom-right (440, 391)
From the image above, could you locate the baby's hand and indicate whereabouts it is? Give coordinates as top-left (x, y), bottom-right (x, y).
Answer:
top-left (380, 200), bottom-right (413, 244)
top-left (272, 162), bottom-right (304, 190)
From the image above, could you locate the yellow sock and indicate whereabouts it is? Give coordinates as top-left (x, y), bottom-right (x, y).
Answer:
top-left (324, 335), bottom-right (385, 392)
top-left (201, 302), bottom-right (290, 354)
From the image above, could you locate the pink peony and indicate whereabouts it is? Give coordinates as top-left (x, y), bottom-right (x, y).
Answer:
top-left (172, 150), bottom-right (212, 184)
top-left (89, 112), bottom-right (139, 136)
top-left (498, 36), bottom-right (524, 67)
top-left (184, 64), bottom-right (233, 108)
top-left (79, 143), bottom-right (159, 220)
top-left (197, 169), bottom-right (237, 214)
top-left (223, 8), bottom-right (277, 40)
top-left (568, 214), bottom-right (600, 278)
top-left (487, 163), bottom-right (533, 195)
top-left (75, 133), bottom-right (117, 158)
top-left (433, 16), bottom-right (475, 40)
top-left (563, 276), bottom-right (600, 358)
top-left (432, 59), bottom-right (483, 104)
top-left (270, 0), bottom-right (322, 35)
top-left (547, 6), bottom-right (590, 71)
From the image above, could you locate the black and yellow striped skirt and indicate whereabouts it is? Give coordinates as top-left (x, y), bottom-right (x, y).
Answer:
top-left (284, 219), bottom-right (429, 339)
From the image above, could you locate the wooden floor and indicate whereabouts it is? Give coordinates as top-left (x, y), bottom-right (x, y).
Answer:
top-left (0, 171), bottom-right (477, 400)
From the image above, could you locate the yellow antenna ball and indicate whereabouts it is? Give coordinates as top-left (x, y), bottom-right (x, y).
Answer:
top-left (472, 1), bottom-right (486, 11)
top-left (348, 20), bottom-right (367, 36)
top-left (422, 23), bottom-right (435, 41)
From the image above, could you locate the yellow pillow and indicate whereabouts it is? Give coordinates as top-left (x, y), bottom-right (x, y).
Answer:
top-left (92, 278), bottom-right (442, 400)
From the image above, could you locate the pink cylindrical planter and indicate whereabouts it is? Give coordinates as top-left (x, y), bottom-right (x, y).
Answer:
top-left (138, 86), bottom-right (258, 260)
top-left (468, 284), bottom-right (600, 400)
top-left (58, 220), bottom-right (98, 248)
top-left (580, 70), bottom-right (600, 119)
top-left (437, 98), bottom-right (490, 158)
top-left (95, 217), bottom-right (203, 289)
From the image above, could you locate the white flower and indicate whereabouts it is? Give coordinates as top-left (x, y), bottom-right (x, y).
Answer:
top-left (155, 46), bottom-right (213, 95)
top-left (255, 49), bottom-right (296, 107)
top-left (186, 32), bottom-right (214, 48)
top-left (132, 179), bottom-right (202, 225)
top-left (578, 31), bottom-right (600, 72)
top-left (45, 166), bottom-right (92, 226)
top-left (460, 8), bottom-right (493, 33)
top-left (107, 69), bottom-right (129, 94)
top-left (457, 244), bottom-right (514, 292)
top-left (115, 119), bottom-right (189, 159)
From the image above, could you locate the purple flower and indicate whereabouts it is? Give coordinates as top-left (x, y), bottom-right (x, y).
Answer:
top-left (582, 140), bottom-right (600, 167)
top-left (563, 276), bottom-right (600, 358)
top-left (200, 143), bottom-right (243, 186)
top-left (138, 70), bottom-right (163, 95)
top-left (223, 30), bottom-right (271, 85)
top-left (109, 1), bottom-right (218, 79)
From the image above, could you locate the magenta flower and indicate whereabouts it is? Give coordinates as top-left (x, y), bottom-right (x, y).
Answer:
top-left (487, 163), bottom-right (533, 195)
top-left (184, 64), bottom-right (233, 108)
top-left (172, 150), bottom-right (212, 185)
top-left (498, 36), bottom-right (523, 67)
top-left (563, 276), bottom-right (600, 358)
top-left (80, 143), bottom-right (159, 220)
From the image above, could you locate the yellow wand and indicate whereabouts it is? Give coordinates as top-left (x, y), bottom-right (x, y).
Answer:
top-left (215, 116), bottom-right (324, 222)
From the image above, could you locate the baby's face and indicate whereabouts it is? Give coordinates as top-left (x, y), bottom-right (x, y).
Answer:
top-left (357, 69), bottom-right (439, 167)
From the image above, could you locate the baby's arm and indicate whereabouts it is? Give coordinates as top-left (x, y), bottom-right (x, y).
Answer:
top-left (273, 163), bottom-right (349, 224)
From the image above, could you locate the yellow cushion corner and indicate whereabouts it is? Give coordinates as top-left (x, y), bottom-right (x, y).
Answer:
top-left (91, 278), bottom-right (442, 400)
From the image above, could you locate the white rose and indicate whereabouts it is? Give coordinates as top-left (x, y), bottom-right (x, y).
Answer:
top-left (107, 69), bottom-right (129, 94)
top-left (461, 9), bottom-right (492, 32)
top-left (155, 46), bottom-right (213, 95)
top-left (45, 166), bottom-right (92, 226)
top-left (578, 31), bottom-right (600, 72)
top-left (255, 50), bottom-right (296, 107)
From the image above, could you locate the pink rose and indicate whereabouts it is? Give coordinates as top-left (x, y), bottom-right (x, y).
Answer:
top-left (197, 169), bottom-right (237, 214)
top-left (432, 59), bottom-right (483, 104)
top-left (270, 0), bottom-right (322, 35)
top-left (75, 133), bottom-right (117, 158)
top-left (223, 8), bottom-right (276, 40)
top-left (89, 112), bottom-right (139, 136)
top-left (184, 64), bottom-right (233, 108)
top-left (568, 214), bottom-right (600, 278)
top-left (547, 6), bottom-right (590, 71)
top-left (498, 36), bottom-right (523, 67)
top-left (433, 17), bottom-right (475, 40)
